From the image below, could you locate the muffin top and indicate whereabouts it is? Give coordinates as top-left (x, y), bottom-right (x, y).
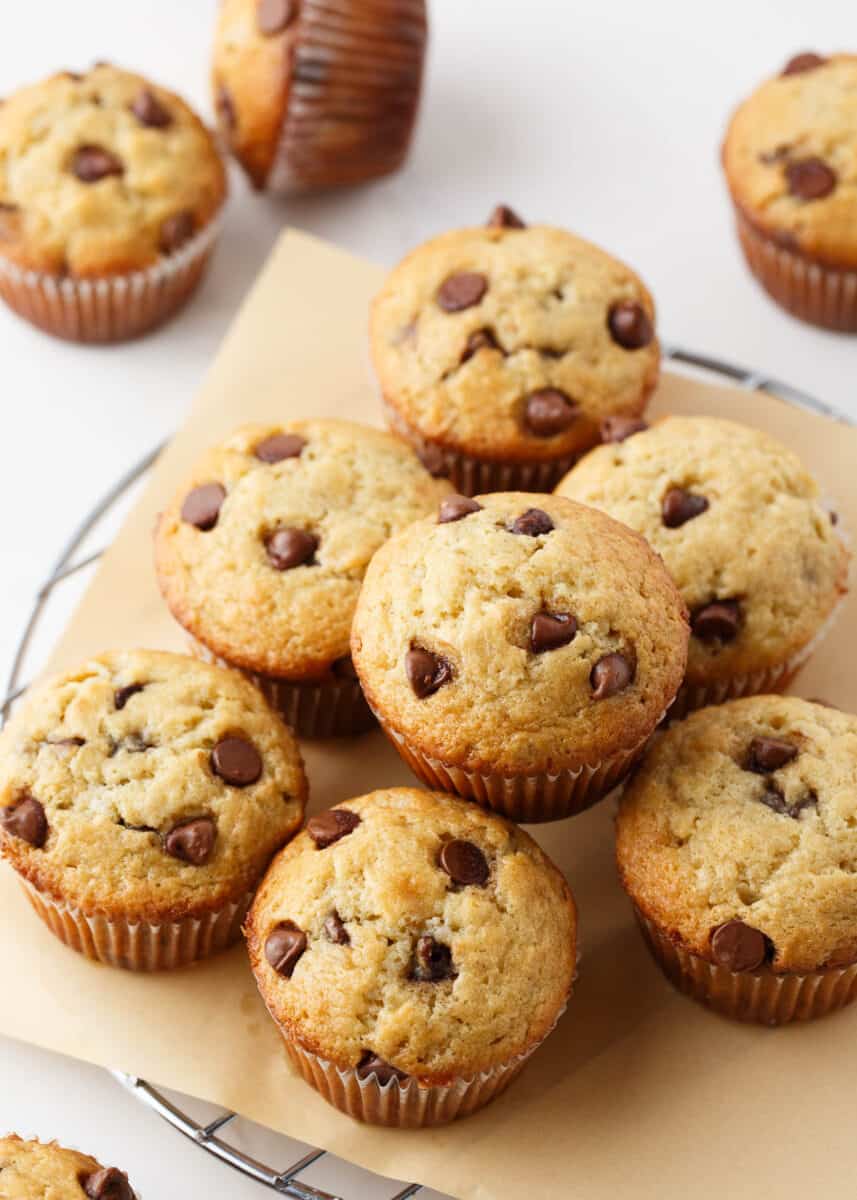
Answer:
top-left (351, 492), bottom-right (689, 774)
top-left (246, 787), bottom-right (576, 1083)
top-left (370, 214), bottom-right (659, 464)
top-left (0, 1135), bottom-right (135, 1200)
top-left (212, 0), bottom-right (426, 192)
top-left (557, 417), bottom-right (849, 689)
top-left (722, 52), bottom-right (857, 268)
top-left (0, 650), bottom-right (306, 919)
top-left (617, 697), bottom-right (857, 974)
top-left (155, 420), bottom-right (452, 679)
top-left (0, 64), bottom-right (226, 276)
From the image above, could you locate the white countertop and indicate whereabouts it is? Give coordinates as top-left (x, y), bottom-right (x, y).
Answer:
top-left (1, 2), bottom-right (855, 1197)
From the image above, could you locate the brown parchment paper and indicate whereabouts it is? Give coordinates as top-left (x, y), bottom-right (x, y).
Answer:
top-left (2, 230), bottom-right (856, 1200)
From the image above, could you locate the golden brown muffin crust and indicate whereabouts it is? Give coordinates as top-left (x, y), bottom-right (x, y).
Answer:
top-left (155, 420), bottom-right (452, 679)
top-left (247, 788), bottom-right (577, 1083)
top-left (557, 416), bottom-right (849, 688)
top-left (351, 492), bottom-right (689, 774)
top-left (723, 53), bottom-right (857, 269)
top-left (0, 65), bottom-right (226, 276)
top-left (617, 697), bottom-right (857, 974)
top-left (0, 650), bottom-right (306, 921)
top-left (371, 223), bottom-right (659, 465)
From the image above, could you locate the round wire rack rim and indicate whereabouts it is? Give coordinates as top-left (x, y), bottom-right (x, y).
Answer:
top-left (2, 345), bottom-right (853, 1200)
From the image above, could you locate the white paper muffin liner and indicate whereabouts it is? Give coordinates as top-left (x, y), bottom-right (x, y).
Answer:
top-left (382, 397), bottom-right (580, 496)
top-left (635, 908), bottom-right (857, 1025)
top-left (0, 211), bottom-right (222, 344)
top-left (279, 1000), bottom-right (567, 1128)
top-left (189, 638), bottom-right (375, 738)
top-left (668, 584), bottom-right (848, 722)
top-left (734, 205), bottom-right (857, 332)
top-left (19, 876), bottom-right (251, 972)
top-left (376, 718), bottom-right (653, 823)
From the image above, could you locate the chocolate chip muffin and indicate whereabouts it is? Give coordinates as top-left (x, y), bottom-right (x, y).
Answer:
top-left (155, 419), bottom-right (452, 737)
top-left (212, 0), bottom-right (426, 193)
top-left (0, 650), bottom-right (306, 970)
top-left (0, 64), bottom-right (227, 342)
top-left (0, 1136), bottom-right (136, 1199)
top-left (617, 696), bottom-right (857, 1024)
top-left (556, 416), bottom-right (849, 718)
top-left (351, 492), bottom-right (688, 821)
top-left (370, 208), bottom-right (660, 495)
top-left (722, 52), bottom-right (857, 330)
top-left (246, 786), bottom-right (576, 1126)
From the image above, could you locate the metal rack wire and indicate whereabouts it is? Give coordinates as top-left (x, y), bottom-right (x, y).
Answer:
top-left (1, 347), bottom-right (851, 1198)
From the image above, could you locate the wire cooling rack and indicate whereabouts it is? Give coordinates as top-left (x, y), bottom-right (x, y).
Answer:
top-left (1, 346), bottom-right (852, 1199)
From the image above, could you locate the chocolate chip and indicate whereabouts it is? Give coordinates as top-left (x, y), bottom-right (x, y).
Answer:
top-left (830, 510), bottom-right (839, 525)
top-left (661, 487), bottom-right (709, 528)
top-left (405, 647), bottom-right (452, 698)
top-left (254, 433), bottom-right (306, 463)
top-left (411, 934), bottom-right (456, 982)
top-left (590, 652), bottom-right (635, 700)
top-left (181, 483), bottom-right (226, 530)
top-left (324, 910), bottom-right (350, 944)
top-left (131, 88), bottom-right (171, 128)
top-left (121, 733), bottom-right (152, 754)
top-left (531, 611), bottom-right (577, 654)
top-left (758, 144), bottom-right (792, 165)
top-left (210, 736), bottom-right (263, 787)
top-left (747, 736), bottom-right (798, 774)
top-left (265, 921), bottom-right (307, 977)
top-left (509, 508), bottom-right (554, 536)
top-left (487, 204), bottom-right (526, 229)
top-left (710, 920), bottom-right (769, 972)
top-left (265, 528), bottom-right (318, 570)
top-left (48, 736), bottom-right (86, 753)
top-left (331, 655), bottom-right (359, 679)
top-left (307, 808), bottom-right (361, 848)
top-left (524, 389), bottom-right (577, 437)
top-left (439, 839), bottom-right (489, 887)
top-left (691, 600), bottom-right (741, 643)
top-left (216, 83), bottom-right (236, 131)
top-left (159, 210), bottom-right (196, 254)
top-left (437, 272), bottom-right (487, 312)
top-left (608, 301), bottom-right (653, 349)
top-left (0, 796), bottom-right (47, 848)
top-left (164, 817), bottom-right (216, 865)
top-left (760, 780), bottom-right (816, 820)
top-left (71, 145), bottom-right (123, 183)
top-left (786, 158), bottom-right (836, 201)
top-left (83, 1167), bottom-right (134, 1200)
top-left (782, 52), bottom-right (827, 75)
top-left (114, 683), bottom-right (143, 711)
top-left (461, 328), bottom-right (498, 361)
top-left (0, 201), bottom-right (19, 213)
top-left (438, 495), bottom-right (482, 524)
top-left (257, 0), bottom-right (298, 34)
top-left (417, 443), bottom-right (449, 478)
top-left (356, 1052), bottom-right (407, 1084)
top-left (600, 415), bottom-right (648, 443)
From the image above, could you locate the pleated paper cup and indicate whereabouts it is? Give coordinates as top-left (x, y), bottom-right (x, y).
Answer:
top-left (734, 205), bottom-right (857, 332)
top-left (0, 211), bottom-right (222, 344)
top-left (19, 876), bottom-right (251, 972)
top-left (188, 638), bottom-right (375, 739)
top-left (383, 398), bottom-right (579, 496)
top-left (377, 718), bottom-right (651, 823)
top-left (279, 1000), bottom-right (567, 1128)
top-left (635, 907), bottom-right (857, 1025)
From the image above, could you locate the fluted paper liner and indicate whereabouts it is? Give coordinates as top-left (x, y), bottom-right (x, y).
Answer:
top-left (189, 637), bottom-right (374, 738)
top-left (634, 908), bottom-right (857, 1025)
top-left (0, 232), bottom-right (856, 1200)
top-left (734, 206), bottom-right (857, 332)
top-left (0, 212), bottom-right (222, 343)
top-left (19, 877), bottom-right (251, 972)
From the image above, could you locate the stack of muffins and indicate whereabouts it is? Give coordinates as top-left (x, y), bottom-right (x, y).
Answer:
top-left (1, 47), bottom-right (856, 1150)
